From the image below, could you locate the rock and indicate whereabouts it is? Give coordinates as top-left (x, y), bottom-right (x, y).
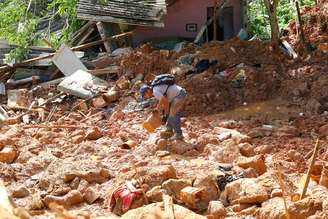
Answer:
top-left (319, 124), bottom-right (328, 137)
top-left (85, 127), bottom-right (103, 140)
top-left (70, 177), bottom-right (80, 189)
top-left (238, 143), bottom-right (255, 157)
top-left (240, 205), bottom-right (259, 216)
top-left (243, 168), bottom-right (259, 178)
top-left (177, 54), bottom-right (194, 65)
top-left (91, 96), bottom-right (108, 108)
top-left (183, 149), bottom-right (200, 157)
top-left (318, 43), bottom-right (328, 53)
top-left (0, 137), bottom-right (14, 149)
top-left (256, 144), bottom-right (274, 154)
top-left (110, 110), bottom-right (125, 121)
top-left (257, 197), bottom-right (321, 219)
top-left (237, 155), bottom-right (267, 175)
top-left (77, 179), bottom-right (89, 193)
top-left (142, 165), bottom-right (177, 188)
top-left (146, 186), bottom-right (165, 202)
top-left (207, 201), bottom-right (227, 219)
top-left (116, 76), bottom-right (130, 90)
top-left (162, 179), bottom-right (191, 200)
top-left (29, 193), bottom-right (44, 210)
top-left (169, 141), bottom-right (194, 155)
top-left (156, 139), bottom-right (169, 150)
top-left (214, 127), bottom-right (251, 144)
top-left (270, 189), bottom-right (282, 198)
top-left (11, 186), bottom-right (29, 198)
top-left (155, 150), bottom-right (170, 157)
top-left (0, 146), bottom-right (18, 164)
top-left (306, 99), bottom-right (322, 114)
top-left (103, 90), bottom-right (120, 104)
top-left (179, 186), bottom-right (206, 210)
top-left (121, 202), bottom-right (207, 219)
top-left (275, 125), bottom-right (300, 137)
top-left (83, 187), bottom-right (100, 204)
top-left (43, 190), bottom-right (84, 208)
top-left (64, 168), bottom-right (112, 184)
top-left (287, 149), bottom-right (303, 161)
top-left (193, 175), bottom-right (220, 210)
top-left (224, 178), bottom-right (269, 205)
top-left (218, 132), bottom-right (232, 141)
top-left (231, 203), bottom-right (253, 212)
top-left (208, 139), bottom-right (240, 163)
top-left (72, 135), bottom-right (84, 144)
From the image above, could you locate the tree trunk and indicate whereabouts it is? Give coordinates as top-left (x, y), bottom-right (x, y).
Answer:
top-left (263, 0), bottom-right (280, 43)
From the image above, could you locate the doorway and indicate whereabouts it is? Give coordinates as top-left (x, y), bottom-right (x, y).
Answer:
top-left (206, 6), bottom-right (235, 41)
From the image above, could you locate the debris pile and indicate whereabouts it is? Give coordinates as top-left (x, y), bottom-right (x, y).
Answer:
top-left (0, 2), bottom-right (327, 219)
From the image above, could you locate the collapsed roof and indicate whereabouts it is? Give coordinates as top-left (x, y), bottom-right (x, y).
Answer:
top-left (77, 0), bottom-right (168, 27)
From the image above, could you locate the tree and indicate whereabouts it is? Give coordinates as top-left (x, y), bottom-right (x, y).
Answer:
top-left (263, 0), bottom-right (280, 43)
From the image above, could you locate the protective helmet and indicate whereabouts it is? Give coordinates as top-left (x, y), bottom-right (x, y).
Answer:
top-left (139, 84), bottom-right (151, 100)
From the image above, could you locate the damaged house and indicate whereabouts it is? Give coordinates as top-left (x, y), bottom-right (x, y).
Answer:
top-left (77, 0), bottom-right (247, 47)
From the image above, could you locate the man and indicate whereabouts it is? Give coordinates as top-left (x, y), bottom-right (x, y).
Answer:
top-left (140, 74), bottom-right (187, 140)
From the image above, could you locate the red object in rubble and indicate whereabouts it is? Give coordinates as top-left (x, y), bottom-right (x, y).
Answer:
top-left (109, 185), bottom-right (142, 213)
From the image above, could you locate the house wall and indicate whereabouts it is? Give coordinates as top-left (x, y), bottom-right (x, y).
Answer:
top-left (133, 0), bottom-right (242, 45)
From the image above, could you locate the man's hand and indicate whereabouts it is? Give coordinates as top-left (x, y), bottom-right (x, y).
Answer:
top-left (158, 97), bottom-right (169, 115)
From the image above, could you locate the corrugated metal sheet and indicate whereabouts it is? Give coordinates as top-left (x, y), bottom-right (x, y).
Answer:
top-left (77, 0), bottom-right (168, 27)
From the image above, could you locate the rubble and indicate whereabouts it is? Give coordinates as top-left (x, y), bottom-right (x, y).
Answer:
top-left (0, 2), bottom-right (326, 218)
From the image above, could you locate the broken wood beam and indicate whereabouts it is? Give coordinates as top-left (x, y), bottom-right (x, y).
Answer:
top-left (163, 194), bottom-right (176, 219)
top-left (0, 31), bottom-right (133, 73)
top-left (301, 139), bottom-right (320, 199)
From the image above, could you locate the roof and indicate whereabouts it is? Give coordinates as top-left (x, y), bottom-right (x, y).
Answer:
top-left (77, 0), bottom-right (168, 27)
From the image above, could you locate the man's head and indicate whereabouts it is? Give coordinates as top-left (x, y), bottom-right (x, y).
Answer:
top-left (139, 85), bottom-right (153, 100)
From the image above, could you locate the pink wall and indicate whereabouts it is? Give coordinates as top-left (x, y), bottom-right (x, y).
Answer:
top-left (133, 0), bottom-right (242, 45)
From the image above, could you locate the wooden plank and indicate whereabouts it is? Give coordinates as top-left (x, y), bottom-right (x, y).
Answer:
top-left (96, 22), bottom-right (112, 53)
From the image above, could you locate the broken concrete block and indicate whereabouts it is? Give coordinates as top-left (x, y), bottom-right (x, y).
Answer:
top-left (52, 44), bottom-right (87, 76)
top-left (11, 186), bottom-right (30, 198)
top-left (85, 127), bottom-right (103, 140)
top-left (225, 178), bottom-right (269, 205)
top-left (0, 146), bottom-right (18, 163)
top-left (43, 190), bottom-right (84, 208)
top-left (91, 96), bottom-right (108, 108)
top-left (179, 186), bottom-right (206, 210)
top-left (162, 179), bottom-right (191, 200)
top-left (238, 143), bottom-right (255, 157)
top-left (142, 165), bottom-right (177, 188)
top-left (146, 186), bottom-right (165, 202)
top-left (83, 187), bottom-right (100, 204)
top-left (193, 175), bottom-right (220, 210)
top-left (57, 70), bottom-right (108, 99)
top-left (237, 155), bottom-right (267, 175)
top-left (207, 201), bottom-right (227, 219)
top-left (7, 89), bottom-right (32, 108)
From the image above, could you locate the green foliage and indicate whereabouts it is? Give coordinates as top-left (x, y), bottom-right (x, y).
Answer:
top-left (0, 0), bottom-right (82, 61)
top-left (247, 0), bottom-right (316, 40)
